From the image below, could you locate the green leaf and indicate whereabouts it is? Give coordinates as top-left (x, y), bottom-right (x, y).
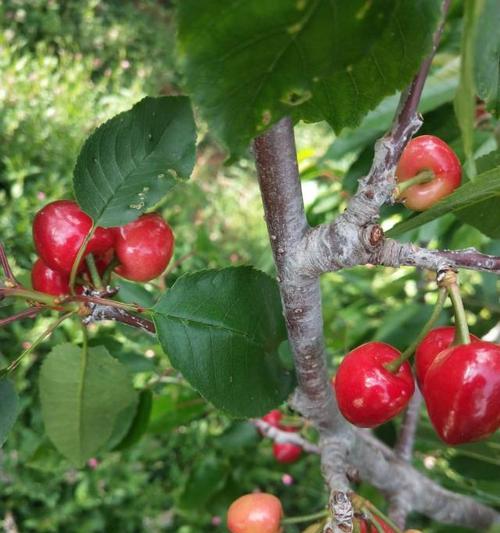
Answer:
top-left (386, 165), bottom-right (500, 237)
top-left (39, 343), bottom-right (136, 466)
top-left (177, 456), bottom-right (228, 510)
top-left (214, 421), bottom-right (259, 452)
top-left (0, 379), bottom-right (18, 446)
top-left (474, 0), bottom-right (500, 116)
top-left (104, 394), bottom-right (139, 451)
top-left (455, 151), bottom-right (500, 237)
top-left (153, 267), bottom-right (295, 417)
top-left (454, 0), bottom-right (484, 177)
top-left (114, 389), bottom-right (153, 450)
top-left (148, 388), bottom-right (206, 433)
top-left (73, 96), bottom-right (196, 227)
top-left (177, 0), bottom-right (441, 155)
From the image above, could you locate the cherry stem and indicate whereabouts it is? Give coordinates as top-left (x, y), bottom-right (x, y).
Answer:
top-left (69, 224), bottom-right (97, 295)
top-left (0, 311), bottom-right (75, 376)
top-left (395, 169), bottom-right (435, 197)
top-left (281, 509), bottom-right (328, 525)
top-left (1, 286), bottom-right (75, 309)
top-left (385, 287), bottom-right (447, 373)
top-left (448, 282), bottom-right (471, 345)
top-left (85, 254), bottom-right (104, 289)
top-left (0, 243), bottom-right (18, 285)
top-left (72, 294), bottom-right (148, 314)
top-left (0, 306), bottom-right (45, 328)
top-left (102, 256), bottom-right (120, 285)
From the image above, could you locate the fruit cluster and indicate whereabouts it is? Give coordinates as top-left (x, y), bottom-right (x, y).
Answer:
top-left (332, 328), bottom-right (500, 445)
top-left (31, 200), bottom-right (174, 295)
top-left (261, 409), bottom-right (302, 463)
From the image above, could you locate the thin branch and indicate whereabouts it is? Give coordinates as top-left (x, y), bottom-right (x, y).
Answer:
top-left (0, 306), bottom-right (45, 327)
top-left (83, 304), bottom-right (155, 334)
top-left (253, 419), bottom-right (320, 455)
top-left (373, 239), bottom-right (500, 274)
top-left (388, 390), bottom-right (424, 528)
top-left (0, 243), bottom-right (18, 286)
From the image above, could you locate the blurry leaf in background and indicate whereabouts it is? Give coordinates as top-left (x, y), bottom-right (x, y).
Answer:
top-left (73, 96), bottom-right (196, 227)
top-left (39, 343), bottom-right (137, 465)
top-left (473, 0), bottom-right (500, 116)
top-left (0, 378), bottom-right (18, 445)
top-left (114, 389), bottom-right (153, 450)
top-left (153, 267), bottom-right (295, 417)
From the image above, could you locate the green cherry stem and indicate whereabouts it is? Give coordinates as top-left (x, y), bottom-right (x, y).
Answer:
top-left (69, 224), bottom-right (97, 295)
top-left (394, 169), bottom-right (435, 197)
top-left (281, 509), bottom-right (328, 525)
top-left (85, 253), bottom-right (104, 289)
top-left (448, 282), bottom-right (471, 345)
top-left (385, 287), bottom-right (448, 373)
top-left (102, 256), bottom-right (120, 285)
top-left (0, 286), bottom-right (75, 309)
top-left (0, 311), bottom-right (75, 376)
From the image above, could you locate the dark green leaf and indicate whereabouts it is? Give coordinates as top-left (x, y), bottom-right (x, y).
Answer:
top-left (73, 96), bottom-right (196, 227)
top-left (474, 0), bottom-right (500, 115)
top-left (39, 343), bottom-right (137, 466)
top-left (177, 456), bottom-right (228, 510)
top-left (0, 379), bottom-right (18, 446)
top-left (116, 279), bottom-right (157, 308)
top-left (148, 387), bottom-right (206, 433)
top-left (449, 454), bottom-right (500, 481)
top-left (153, 267), bottom-right (295, 417)
top-left (105, 395), bottom-right (139, 451)
top-left (177, 0), bottom-right (441, 155)
top-left (455, 151), bottom-right (500, 237)
top-left (215, 422), bottom-right (259, 452)
top-left (114, 389), bottom-right (153, 450)
top-left (386, 165), bottom-right (500, 237)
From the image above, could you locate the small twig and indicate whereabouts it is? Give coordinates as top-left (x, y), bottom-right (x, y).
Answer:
top-left (82, 304), bottom-right (155, 334)
top-left (253, 419), bottom-right (320, 454)
top-left (0, 306), bottom-right (45, 328)
top-left (0, 243), bottom-right (19, 286)
top-left (388, 390), bottom-right (424, 528)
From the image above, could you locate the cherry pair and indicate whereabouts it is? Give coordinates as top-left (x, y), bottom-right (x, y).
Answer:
top-left (261, 409), bottom-right (302, 463)
top-left (31, 200), bottom-right (174, 295)
top-left (333, 328), bottom-right (500, 445)
top-left (416, 327), bottom-right (500, 445)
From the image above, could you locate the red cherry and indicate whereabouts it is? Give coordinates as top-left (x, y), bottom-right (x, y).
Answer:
top-left (114, 213), bottom-right (174, 282)
top-left (423, 341), bottom-right (500, 444)
top-left (334, 342), bottom-right (415, 428)
top-left (396, 135), bottom-right (461, 211)
top-left (33, 200), bottom-right (115, 274)
top-left (415, 327), bottom-right (480, 387)
top-left (31, 258), bottom-right (70, 296)
top-left (262, 410), bottom-right (282, 428)
top-left (272, 442), bottom-right (302, 464)
top-left (358, 516), bottom-right (395, 533)
top-left (227, 493), bottom-right (283, 533)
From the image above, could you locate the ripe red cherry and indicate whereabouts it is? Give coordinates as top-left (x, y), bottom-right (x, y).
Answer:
top-left (334, 342), bottom-right (415, 428)
top-left (33, 200), bottom-right (115, 274)
top-left (227, 493), bottom-right (283, 533)
top-left (114, 213), bottom-right (174, 282)
top-left (31, 258), bottom-right (70, 296)
top-left (262, 410), bottom-right (282, 428)
top-left (415, 327), bottom-right (480, 387)
top-left (396, 135), bottom-right (461, 211)
top-left (272, 442), bottom-right (302, 463)
top-left (358, 515), bottom-right (395, 533)
top-left (423, 341), bottom-right (500, 444)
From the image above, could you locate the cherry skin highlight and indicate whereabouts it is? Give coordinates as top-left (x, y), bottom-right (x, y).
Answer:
top-left (334, 342), bottom-right (415, 428)
top-left (262, 410), bottom-right (282, 428)
top-left (396, 135), bottom-right (461, 211)
top-left (114, 213), bottom-right (174, 282)
top-left (272, 442), bottom-right (302, 464)
top-left (33, 200), bottom-right (115, 274)
top-left (423, 341), bottom-right (500, 445)
top-left (415, 326), bottom-right (480, 387)
top-left (227, 493), bottom-right (283, 533)
top-left (31, 258), bottom-right (70, 296)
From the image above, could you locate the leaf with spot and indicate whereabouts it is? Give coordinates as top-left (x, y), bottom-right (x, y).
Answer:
top-left (73, 96), bottom-right (196, 227)
top-left (152, 267), bottom-right (295, 417)
top-left (176, 0), bottom-right (441, 155)
top-left (39, 343), bottom-right (137, 466)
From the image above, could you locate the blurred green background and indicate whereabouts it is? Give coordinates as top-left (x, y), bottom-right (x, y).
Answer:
top-left (0, 1), bottom-right (499, 531)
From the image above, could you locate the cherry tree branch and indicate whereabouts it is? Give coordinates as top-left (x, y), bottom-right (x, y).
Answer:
top-left (253, 419), bottom-right (320, 455)
top-left (388, 390), bottom-right (424, 528)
